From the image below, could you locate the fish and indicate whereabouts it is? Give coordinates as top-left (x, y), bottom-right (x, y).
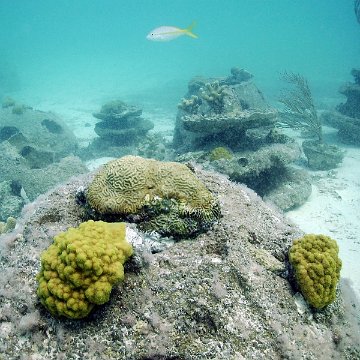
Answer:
top-left (146, 22), bottom-right (198, 42)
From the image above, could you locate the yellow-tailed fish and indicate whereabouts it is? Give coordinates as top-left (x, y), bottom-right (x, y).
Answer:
top-left (146, 22), bottom-right (198, 42)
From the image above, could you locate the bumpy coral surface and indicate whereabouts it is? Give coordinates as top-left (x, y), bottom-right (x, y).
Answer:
top-left (36, 220), bottom-right (133, 319)
top-left (86, 156), bottom-right (220, 237)
top-left (209, 146), bottom-right (233, 161)
top-left (289, 234), bottom-right (342, 309)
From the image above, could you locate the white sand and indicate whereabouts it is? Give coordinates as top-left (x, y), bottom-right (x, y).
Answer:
top-left (287, 145), bottom-right (360, 299)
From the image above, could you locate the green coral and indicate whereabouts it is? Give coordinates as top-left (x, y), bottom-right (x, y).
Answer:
top-left (289, 234), bottom-right (342, 309)
top-left (11, 104), bottom-right (25, 115)
top-left (36, 220), bottom-right (133, 319)
top-left (0, 216), bottom-right (16, 234)
top-left (209, 147), bottom-right (233, 161)
top-left (86, 155), bottom-right (220, 237)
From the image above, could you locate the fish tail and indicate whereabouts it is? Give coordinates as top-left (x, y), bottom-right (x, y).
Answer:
top-left (184, 21), bottom-right (198, 38)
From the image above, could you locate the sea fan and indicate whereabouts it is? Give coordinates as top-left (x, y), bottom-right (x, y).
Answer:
top-left (277, 72), bottom-right (322, 142)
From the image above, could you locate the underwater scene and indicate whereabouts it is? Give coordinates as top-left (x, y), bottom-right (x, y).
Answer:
top-left (0, 0), bottom-right (360, 358)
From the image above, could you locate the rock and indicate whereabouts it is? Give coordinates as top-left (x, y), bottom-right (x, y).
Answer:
top-left (181, 109), bottom-right (277, 135)
top-left (263, 167), bottom-right (312, 211)
top-left (83, 100), bottom-right (154, 159)
top-left (0, 141), bottom-right (88, 203)
top-left (302, 140), bottom-right (344, 170)
top-left (91, 100), bottom-right (154, 146)
top-left (173, 68), bottom-right (276, 153)
top-left (173, 67), bottom-right (311, 209)
top-left (321, 110), bottom-right (360, 145)
top-left (222, 67), bottom-right (254, 85)
top-left (0, 106), bottom-right (78, 163)
top-left (0, 167), bottom-right (359, 359)
top-left (177, 142), bottom-right (310, 211)
top-left (336, 68), bottom-right (360, 119)
top-left (0, 181), bottom-right (24, 221)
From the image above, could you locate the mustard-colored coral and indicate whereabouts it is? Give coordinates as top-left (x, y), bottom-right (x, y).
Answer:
top-left (86, 155), bottom-right (220, 237)
top-left (209, 147), bottom-right (233, 161)
top-left (289, 234), bottom-right (342, 309)
top-left (0, 216), bottom-right (16, 234)
top-left (36, 220), bottom-right (133, 319)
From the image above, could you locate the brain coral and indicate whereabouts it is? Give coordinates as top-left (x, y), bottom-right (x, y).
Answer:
top-left (289, 234), bottom-right (342, 309)
top-left (36, 220), bottom-right (133, 319)
top-left (86, 155), bottom-right (220, 237)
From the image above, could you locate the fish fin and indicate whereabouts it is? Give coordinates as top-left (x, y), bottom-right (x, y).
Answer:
top-left (183, 21), bottom-right (198, 38)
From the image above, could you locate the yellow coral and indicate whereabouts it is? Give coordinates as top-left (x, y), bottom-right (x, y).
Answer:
top-left (0, 216), bottom-right (16, 234)
top-left (289, 234), bottom-right (342, 309)
top-left (209, 147), bottom-right (233, 161)
top-left (86, 156), bottom-right (220, 237)
top-left (36, 220), bottom-right (133, 319)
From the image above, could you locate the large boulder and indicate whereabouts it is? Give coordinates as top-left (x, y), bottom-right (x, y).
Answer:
top-left (177, 141), bottom-right (310, 211)
top-left (0, 166), bottom-right (358, 359)
top-left (0, 141), bottom-right (87, 218)
top-left (321, 110), bottom-right (360, 145)
top-left (0, 106), bottom-right (78, 165)
top-left (173, 68), bottom-right (277, 153)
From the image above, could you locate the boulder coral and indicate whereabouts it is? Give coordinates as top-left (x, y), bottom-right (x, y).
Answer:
top-left (36, 220), bottom-right (133, 319)
top-left (288, 234), bottom-right (342, 309)
top-left (86, 155), bottom-right (220, 237)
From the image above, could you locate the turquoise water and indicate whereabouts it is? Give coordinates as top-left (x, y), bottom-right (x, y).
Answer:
top-left (1, 0), bottom-right (359, 107)
top-left (1, 2), bottom-right (360, 356)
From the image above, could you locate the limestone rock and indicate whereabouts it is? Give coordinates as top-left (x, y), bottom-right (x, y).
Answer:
top-left (0, 168), bottom-right (358, 359)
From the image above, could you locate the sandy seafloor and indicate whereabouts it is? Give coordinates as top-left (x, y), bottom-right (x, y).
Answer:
top-left (12, 91), bottom-right (360, 302)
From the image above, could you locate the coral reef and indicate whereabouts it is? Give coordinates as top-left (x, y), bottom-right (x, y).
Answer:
top-left (174, 68), bottom-right (277, 153)
top-left (36, 220), bottom-right (133, 319)
top-left (0, 180), bottom-right (25, 221)
top-left (173, 67), bottom-right (311, 210)
top-left (289, 234), bottom-right (342, 309)
top-left (86, 155), bottom-right (220, 237)
top-left (0, 169), bottom-right (359, 358)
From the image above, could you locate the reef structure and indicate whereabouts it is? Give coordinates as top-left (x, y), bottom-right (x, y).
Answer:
top-left (174, 68), bottom-right (277, 152)
top-left (173, 67), bottom-right (311, 211)
top-left (0, 167), bottom-right (358, 359)
top-left (86, 100), bottom-right (154, 158)
top-left (321, 68), bottom-right (360, 145)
